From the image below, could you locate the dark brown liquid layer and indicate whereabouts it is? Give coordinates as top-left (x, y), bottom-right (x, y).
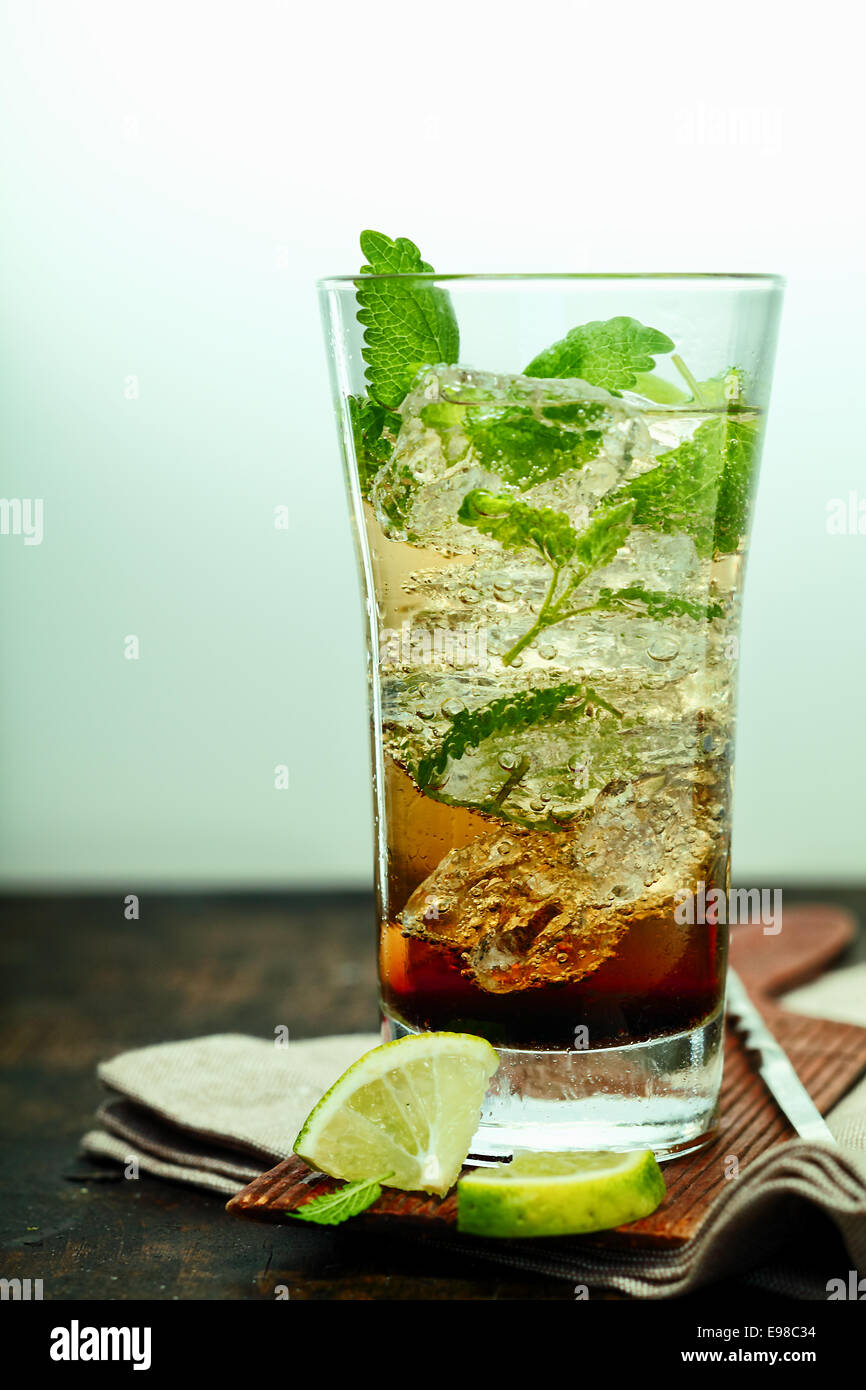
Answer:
top-left (381, 918), bottom-right (725, 1049)
top-left (379, 758), bottom-right (727, 1050)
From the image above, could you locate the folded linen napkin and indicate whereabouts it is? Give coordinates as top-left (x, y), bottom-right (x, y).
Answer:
top-left (83, 1033), bottom-right (379, 1196)
top-left (81, 970), bottom-right (866, 1298)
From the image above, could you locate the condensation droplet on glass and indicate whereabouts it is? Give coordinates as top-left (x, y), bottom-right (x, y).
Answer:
top-left (498, 752), bottom-right (518, 770)
top-left (442, 698), bottom-right (465, 718)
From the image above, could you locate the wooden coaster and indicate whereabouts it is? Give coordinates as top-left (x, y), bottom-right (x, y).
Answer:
top-left (227, 904), bottom-right (866, 1249)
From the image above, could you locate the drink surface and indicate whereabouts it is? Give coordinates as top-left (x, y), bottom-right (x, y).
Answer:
top-left (358, 367), bottom-right (758, 1050)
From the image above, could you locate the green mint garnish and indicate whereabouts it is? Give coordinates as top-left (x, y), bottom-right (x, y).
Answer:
top-left (348, 395), bottom-right (402, 500)
top-left (356, 231), bottom-right (459, 409)
top-left (457, 489), bottom-right (587, 568)
top-left (460, 400), bottom-right (605, 490)
top-left (289, 1174), bottom-right (389, 1226)
top-left (458, 490), bottom-right (722, 661)
top-left (610, 427), bottom-right (716, 556)
top-left (594, 585), bottom-right (724, 623)
top-left (418, 392), bottom-right (609, 492)
top-left (417, 683), bottom-right (621, 790)
top-left (571, 496), bottom-right (636, 572)
top-left (713, 415), bottom-right (761, 553)
top-left (612, 406), bottom-right (761, 557)
top-left (345, 230), bottom-right (757, 651)
top-left (524, 316), bottom-right (675, 394)
top-left (458, 490), bottom-right (635, 664)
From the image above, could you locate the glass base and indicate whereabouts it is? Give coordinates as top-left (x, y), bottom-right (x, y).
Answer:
top-left (381, 1005), bottom-right (724, 1162)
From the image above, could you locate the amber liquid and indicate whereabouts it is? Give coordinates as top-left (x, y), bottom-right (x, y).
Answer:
top-left (379, 758), bottom-right (726, 1050)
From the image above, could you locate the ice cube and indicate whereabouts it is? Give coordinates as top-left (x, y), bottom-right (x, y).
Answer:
top-left (400, 764), bottom-right (726, 993)
top-left (371, 366), bottom-right (653, 549)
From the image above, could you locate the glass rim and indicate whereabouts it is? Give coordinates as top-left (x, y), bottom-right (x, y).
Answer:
top-left (318, 271), bottom-right (785, 290)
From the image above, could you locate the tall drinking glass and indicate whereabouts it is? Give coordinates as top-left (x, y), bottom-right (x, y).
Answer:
top-left (320, 271), bottom-right (783, 1158)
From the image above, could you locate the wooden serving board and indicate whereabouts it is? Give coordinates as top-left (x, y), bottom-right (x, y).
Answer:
top-left (227, 905), bottom-right (866, 1249)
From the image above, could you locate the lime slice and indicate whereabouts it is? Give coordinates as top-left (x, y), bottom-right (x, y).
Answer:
top-left (294, 1033), bottom-right (499, 1197)
top-left (457, 1149), bottom-right (665, 1238)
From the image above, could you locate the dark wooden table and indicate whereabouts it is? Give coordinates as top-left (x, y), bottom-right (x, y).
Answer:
top-left (1, 890), bottom-right (862, 1302)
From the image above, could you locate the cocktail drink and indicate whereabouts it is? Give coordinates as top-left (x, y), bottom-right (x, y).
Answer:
top-left (321, 240), bottom-right (782, 1157)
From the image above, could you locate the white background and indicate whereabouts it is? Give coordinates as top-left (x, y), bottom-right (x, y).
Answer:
top-left (1, 0), bottom-right (864, 887)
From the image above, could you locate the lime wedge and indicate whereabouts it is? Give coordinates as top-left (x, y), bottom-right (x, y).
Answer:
top-left (294, 1032), bottom-right (499, 1197)
top-left (457, 1149), bottom-right (665, 1238)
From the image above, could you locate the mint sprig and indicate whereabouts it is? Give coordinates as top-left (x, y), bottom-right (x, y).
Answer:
top-left (524, 316), bottom-right (675, 393)
top-left (458, 491), bottom-right (635, 664)
top-left (417, 682), bottom-right (621, 790)
top-left (458, 490), bottom-right (722, 661)
top-left (289, 1174), bottom-right (389, 1226)
top-left (356, 232), bottom-right (459, 409)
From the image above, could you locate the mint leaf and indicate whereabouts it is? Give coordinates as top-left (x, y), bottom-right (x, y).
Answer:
top-left (462, 400), bottom-right (605, 490)
top-left (348, 394), bottom-right (402, 499)
top-left (420, 391), bottom-right (607, 491)
top-left (614, 412), bottom-right (761, 557)
top-left (524, 317), bottom-right (675, 393)
top-left (457, 490), bottom-right (580, 568)
top-left (289, 1174), bottom-right (387, 1226)
top-left (356, 232), bottom-right (459, 409)
top-left (417, 683), bottom-right (620, 790)
top-left (572, 498), bottom-right (635, 572)
top-left (615, 425), bottom-right (719, 557)
top-left (714, 416), bottom-right (761, 553)
top-left (595, 584), bottom-right (724, 623)
top-left (418, 400), bottom-right (465, 433)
